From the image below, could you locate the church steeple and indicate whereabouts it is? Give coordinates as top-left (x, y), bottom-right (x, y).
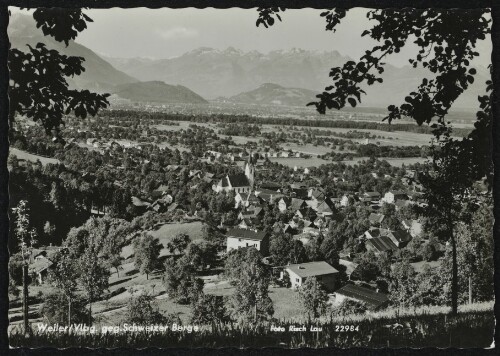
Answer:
top-left (245, 151), bottom-right (255, 189)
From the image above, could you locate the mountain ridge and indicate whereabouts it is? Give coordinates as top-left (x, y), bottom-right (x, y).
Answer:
top-left (103, 46), bottom-right (489, 109)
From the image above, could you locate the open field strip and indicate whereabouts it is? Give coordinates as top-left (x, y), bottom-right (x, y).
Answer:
top-left (9, 148), bottom-right (60, 165)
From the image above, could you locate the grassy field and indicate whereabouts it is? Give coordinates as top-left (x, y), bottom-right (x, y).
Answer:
top-left (263, 124), bottom-right (437, 147)
top-left (10, 148), bottom-right (60, 165)
top-left (121, 221), bottom-right (204, 259)
top-left (269, 157), bottom-right (328, 168)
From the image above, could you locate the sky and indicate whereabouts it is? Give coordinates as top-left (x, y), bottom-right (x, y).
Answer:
top-left (10, 7), bottom-right (492, 68)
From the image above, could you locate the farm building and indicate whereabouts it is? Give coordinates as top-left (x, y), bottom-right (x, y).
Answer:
top-left (334, 284), bottom-right (389, 311)
top-left (285, 261), bottom-right (339, 292)
top-left (28, 256), bottom-right (53, 285)
top-left (364, 228), bottom-right (413, 254)
top-left (226, 228), bottom-right (270, 255)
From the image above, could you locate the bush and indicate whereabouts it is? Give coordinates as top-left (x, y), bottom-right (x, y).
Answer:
top-left (333, 299), bottom-right (368, 316)
top-left (127, 293), bottom-right (167, 325)
top-left (40, 292), bottom-right (88, 325)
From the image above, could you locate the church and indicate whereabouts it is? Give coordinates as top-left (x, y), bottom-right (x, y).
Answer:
top-left (213, 155), bottom-right (255, 194)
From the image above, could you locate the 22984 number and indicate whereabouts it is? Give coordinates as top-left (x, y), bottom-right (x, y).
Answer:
top-left (335, 325), bottom-right (360, 332)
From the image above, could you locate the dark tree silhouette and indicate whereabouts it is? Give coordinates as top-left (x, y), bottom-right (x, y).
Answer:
top-left (8, 8), bottom-right (109, 141)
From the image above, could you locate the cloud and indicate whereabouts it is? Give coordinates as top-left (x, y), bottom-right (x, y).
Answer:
top-left (156, 27), bottom-right (199, 40)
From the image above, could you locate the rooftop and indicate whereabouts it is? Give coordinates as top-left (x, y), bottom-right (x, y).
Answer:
top-left (335, 284), bottom-right (389, 309)
top-left (366, 234), bottom-right (398, 252)
top-left (226, 228), bottom-right (268, 241)
top-left (227, 173), bottom-right (251, 188)
top-left (286, 261), bottom-right (339, 278)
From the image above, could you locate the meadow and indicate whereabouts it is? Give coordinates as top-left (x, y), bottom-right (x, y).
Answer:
top-left (9, 148), bottom-right (60, 165)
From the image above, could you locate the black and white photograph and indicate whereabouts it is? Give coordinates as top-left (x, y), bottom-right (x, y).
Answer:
top-left (4, 4), bottom-right (496, 349)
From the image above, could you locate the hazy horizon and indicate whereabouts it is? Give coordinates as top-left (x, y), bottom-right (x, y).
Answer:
top-left (9, 7), bottom-right (492, 69)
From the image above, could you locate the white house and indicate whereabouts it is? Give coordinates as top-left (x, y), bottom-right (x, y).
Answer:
top-left (284, 261), bottom-right (339, 292)
top-left (226, 228), bottom-right (270, 255)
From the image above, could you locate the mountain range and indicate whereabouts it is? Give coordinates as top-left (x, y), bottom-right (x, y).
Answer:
top-left (104, 47), bottom-right (490, 109)
top-left (9, 13), bottom-right (490, 109)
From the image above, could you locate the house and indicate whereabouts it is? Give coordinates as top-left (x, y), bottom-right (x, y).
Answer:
top-left (315, 200), bottom-right (335, 217)
top-left (131, 196), bottom-right (151, 213)
top-left (285, 261), bottom-right (339, 292)
top-left (334, 284), bottom-right (389, 311)
top-left (28, 256), bottom-right (53, 285)
top-left (278, 197), bottom-right (307, 213)
top-left (339, 259), bottom-right (360, 281)
top-left (235, 192), bottom-right (262, 208)
top-left (308, 188), bottom-right (325, 202)
top-left (394, 199), bottom-right (411, 211)
top-left (340, 194), bottom-right (356, 207)
top-left (259, 182), bottom-right (281, 192)
top-left (226, 228), bottom-right (270, 255)
top-left (382, 191), bottom-right (409, 204)
top-left (402, 219), bottom-right (423, 238)
top-left (364, 228), bottom-right (413, 254)
top-left (167, 202), bottom-right (185, 213)
top-left (368, 213), bottom-right (385, 226)
top-left (256, 189), bottom-right (284, 204)
top-left (290, 183), bottom-right (308, 199)
top-left (295, 207), bottom-right (317, 221)
top-left (238, 218), bottom-right (255, 230)
top-left (361, 191), bottom-right (381, 203)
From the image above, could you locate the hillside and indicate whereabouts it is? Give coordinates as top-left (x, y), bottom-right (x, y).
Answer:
top-left (105, 47), bottom-right (490, 109)
top-left (114, 81), bottom-right (208, 104)
top-left (8, 13), bottom-right (137, 93)
top-left (227, 83), bottom-right (318, 107)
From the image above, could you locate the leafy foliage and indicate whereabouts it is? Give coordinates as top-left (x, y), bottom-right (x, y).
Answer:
top-left (127, 293), bottom-right (167, 325)
top-left (9, 9), bottom-right (110, 139)
top-left (163, 256), bottom-right (203, 305)
top-left (190, 294), bottom-right (231, 330)
top-left (133, 233), bottom-right (163, 279)
top-left (40, 292), bottom-right (88, 326)
top-left (297, 277), bottom-right (329, 319)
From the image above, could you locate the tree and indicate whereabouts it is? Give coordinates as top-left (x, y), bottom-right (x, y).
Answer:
top-left (355, 251), bottom-right (380, 283)
top-left (257, 7), bottom-right (493, 316)
top-left (185, 241), bottom-right (218, 271)
top-left (166, 233), bottom-right (191, 255)
top-left (298, 277), bottom-right (329, 320)
top-left (48, 249), bottom-right (79, 325)
top-left (9, 9), bottom-right (109, 141)
top-left (12, 200), bottom-right (37, 334)
top-left (228, 248), bottom-right (274, 323)
top-left (133, 233), bottom-right (163, 280)
top-left (127, 293), bottom-right (166, 325)
top-left (163, 256), bottom-right (203, 305)
top-left (333, 299), bottom-right (367, 317)
top-left (190, 294), bottom-right (230, 331)
top-left (269, 232), bottom-right (308, 266)
top-left (40, 292), bottom-right (88, 325)
top-left (389, 260), bottom-right (417, 309)
top-left (78, 242), bottom-right (109, 326)
top-left (381, 203), bottom-right (401, 231)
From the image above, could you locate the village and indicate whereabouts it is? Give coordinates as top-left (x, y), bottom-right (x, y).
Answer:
top-left (9, 113), bottom-right (464, 327)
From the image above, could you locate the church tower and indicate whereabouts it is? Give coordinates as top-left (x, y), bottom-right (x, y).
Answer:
top-left (245, 152), bottom-right (255, 189)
